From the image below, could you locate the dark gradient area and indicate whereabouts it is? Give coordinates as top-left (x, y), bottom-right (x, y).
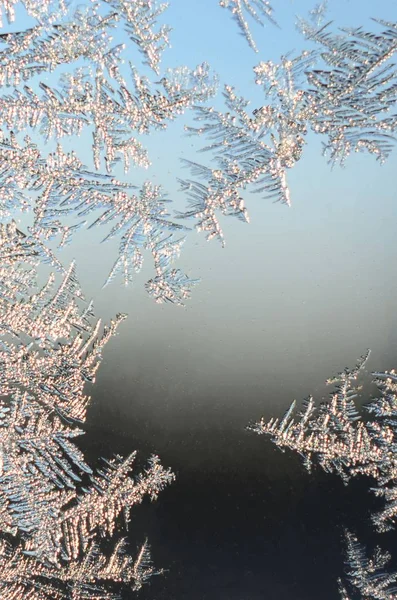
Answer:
top-left (54, 50), bottom-right (397, 599)
top-left (82, 397), bottom-right (387, 600)
top-left (3, 1), bottom-right (396, 597)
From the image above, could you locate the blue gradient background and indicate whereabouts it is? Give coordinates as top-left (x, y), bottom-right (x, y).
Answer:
top-left (7, 0), bottom-right (397, 597)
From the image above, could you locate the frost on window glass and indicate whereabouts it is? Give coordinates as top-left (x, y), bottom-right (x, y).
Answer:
top-left (0, 0), bottom-right (395, 598)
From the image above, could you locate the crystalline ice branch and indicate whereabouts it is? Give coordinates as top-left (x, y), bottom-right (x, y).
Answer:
top-left (248, 351), bottom-right (387, 483)
top-left (0, 217), bottom-right (174, 592)
top-left (0, 62), bottom-right (217, 173)
top-left (0, 307), bottom-right (127, 423)
top-left (299, 19), bottom-right (397, 165)
top-left (0, 135), bottom-right (138, 246)
top-left (180, 19), bottom-right (396, 244)
top-left (60, 454), bottom-right (174, 561)
top-left (0, 537), bottom-right (163, 599)
top-left (178, 52), bottom-right (316, 242)
top-left (0, 260), bottom-right (91, 342)
top-left (338, 530), bottom-right (397, 600)
top-left (146, 267), bottom-right (199, 305)
top-left (103, 0), bottom-right (171, 74)
top-left (249, 351), bottom-right (376, 481)
top-left (250, 354), bottom-right (397, 537)
top-left (219, 0), bottom-right (277, 52)
top-left (250, 355), bottom-right (397, 594)
top-left (363, 370), bottom-right (397, 532)
top-left (91, 180), bottom-right (199, 301)
top-left (0, 220), bottom-right (60, 301)
top-left (0, 0), bottom-right (217, 300)
top-left (0, 0), bottom-right (67, 27)
top-left (0, 0), bottom-right (218, 301)
top-left (0, 7), bottom-right (122, 86)
top-left (0, 137), bottom-right (197, 301)
top-left (0, 239), bottom-right (175, 575)
top-left (308, 2), bottom-right (328, 28)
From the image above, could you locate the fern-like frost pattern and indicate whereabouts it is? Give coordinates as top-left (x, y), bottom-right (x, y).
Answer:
top-left (251, 352), bottom-right (397, 598)
top-left (180, 20), bottom-right (396, 244)
top-left (0, 226), bottom-right (175, 596)
top-left (0, 0), bottom-right (217, 300)
top-left (219, 0), bottom-right (277, 52)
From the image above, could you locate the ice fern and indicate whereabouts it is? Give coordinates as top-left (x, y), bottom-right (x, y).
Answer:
top-left (0, 0), bottom-right (66, 27)
top-left (0, 0), bottom-right (217, 300)
top-left (249, 352), bottom-right (397, 532)
top-left (0, 537), bottom-right (163, 599)
top-left (219, 0), bottom-right (277, 52)
top-left (249, 351), bottom-right (377, 480)
top-left (103, 0), bottom-right (171, 74)
top-left (298, 18), bottom-right (397, 165)
top-left (179, 52), bottom-right (314, 243)
top-left (250, 353), bottom-right (397, 598)
top-left (180, 19), bottom-right (397, 244)
top-left (0, 230), bottom-right (175, 595)
top-left (0, 62), bottom-right (217, 172)
top-left (0, 135), bottom-right (199, 302)
top-left (338, 531), bottom-right (397, 600)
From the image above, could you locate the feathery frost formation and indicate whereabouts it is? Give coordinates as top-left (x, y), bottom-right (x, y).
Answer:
top-left (0, 0), bottom-right (217, 300)
top-left (250, 352), bottom-right (397, 598)
top-left (338, 531), bottom-right (397, 600)
top-left (180, 19), bottom-right (397, 244)
top-left (0, 224), bottom-right (175, 597)
top-left (0, 0), bottom-right (396, 598)
top-left (219, 0), bottom-right (277, 52)
top-left (250, 352), bottom-right (397, 530)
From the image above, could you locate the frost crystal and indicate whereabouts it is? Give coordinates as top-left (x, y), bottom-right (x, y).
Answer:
top-left (0, 0), bottom-right (67, 27)
top-left (248, 351), bottom-right (379, 482)
top-left (307, 2), bottom-right (328, 28)
top-left (219, 0), bottom-right (277, 52)
top-left (181, 19), bottom-right (396, 243)
top-left (338, 531), bottom-right (397, 600)
top-left (103, 0), bottom-right (171, 74)
top-left (0, 62), bottom-right (216, 173)
top-left (0, 136), bottom-right (198, 300)
top-left (179, 52), bottom-right (316, 242)
top-left (0, 537), bottom-right (164, 599)
top-left (250, 354), bottom-right (397, 533)
top-left (0, 7), bottom-right (121, 86)
top-left (251, 353), bottom-right (397, 596)
top-left (0, 0), bottom-right (217, 299)
top-left (0, 234), bottom-right (175, 594)
top-left (301, 18), bottom-right (397, 165)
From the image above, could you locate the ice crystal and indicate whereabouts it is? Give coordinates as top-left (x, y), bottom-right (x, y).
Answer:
top-left (178, 51), bottom-right (315, 241)
top-left (338, 531), bottom-right (397, 600)
top-left (0, 62), bottom-right (217, 173)
top-left (0, 220), bottom-right (64, 300)
top-left (103, 0), bottom-right (171, 74)
top-left (0, 0), bottom-right (217, 299)
top-left (0, 537), bottom-right (163, 599)
top-left (219, 0), bottom-right (277, 52)
top-left (364, 370), bottom-right (397, 533)
top-left (249, 351), bottom-right (379, 481)
top-left (0, 272), bottom-right (125, 423)
top-left (251, 355), bottom-right (397, 595)
top-left (181, 19), bottom-right (397, 243)
top-left (250, 354), bottom-right (397, 535)
top-left (0, 137), bottom-right (197, 301)
top-left (300, 18), bottom-right (397, 165)
top-left (146, 267), bottom-right (199, 305)
top-left (0, 0), bottom-right (67, 27)
top-left (0, 7), bottom-right (121, 86)
top-left (307, 2), bottom-right (328, 28)
top-left (93, 181), bottom-right (188, 289)
top-left (0, 239), bottom-right (174, 592)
